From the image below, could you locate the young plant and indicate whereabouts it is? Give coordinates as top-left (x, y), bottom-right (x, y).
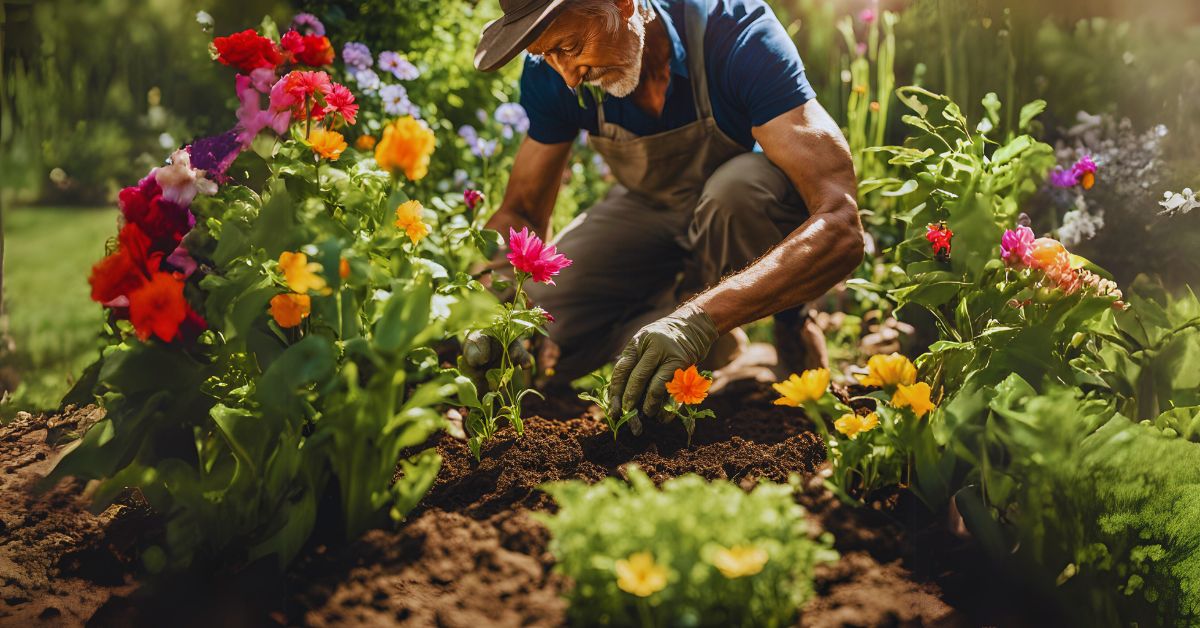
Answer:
top-left (663, 365), bottom-right (715, 444)
top-left (538, 467), bottom-right (837, 627)
top-left (578, 370), bottom-right (638, 441)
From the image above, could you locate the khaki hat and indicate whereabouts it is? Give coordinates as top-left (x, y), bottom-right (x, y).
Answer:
top-left (475, 0), bottom-right (571, 72)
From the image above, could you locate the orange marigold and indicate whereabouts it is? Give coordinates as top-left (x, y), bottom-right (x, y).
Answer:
top-left (375, 116), bottom-right (435, 181)
top-left (269, 293), bottom-right (311, 328)
top-left (666, 365), bottom-right (711, 405)
top-left (308, 128), bottom-right (347, 160)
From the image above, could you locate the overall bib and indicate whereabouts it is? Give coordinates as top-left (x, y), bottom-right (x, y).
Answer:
top-left (526, 0), bottom-right (810, 381)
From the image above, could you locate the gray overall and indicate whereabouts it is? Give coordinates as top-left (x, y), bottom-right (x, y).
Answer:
top-left (527, 0), bottom-right (809, 381)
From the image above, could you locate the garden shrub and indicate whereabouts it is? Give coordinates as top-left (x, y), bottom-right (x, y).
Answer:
top-left (539, 468), bottom-right (837, 627)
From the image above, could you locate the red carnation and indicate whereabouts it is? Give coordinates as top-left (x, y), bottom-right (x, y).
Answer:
top-left (213, 29), bottom-right (283, 73)
top-left (295, 35), bottom-right (334, 67)
top-left (925, 223), bottom-right (953, 261)
top-left (280, 30), bottom-right (305, 59)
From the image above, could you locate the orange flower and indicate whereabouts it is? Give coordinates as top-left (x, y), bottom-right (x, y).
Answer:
top-left (339, 257), bottom-right (351, 279)
top-left (308, 128), bottom-right (347, 160)
top-left (666, 365), bottom-right (711, 405)
top-left (394, 200), bottom-right (431, 244)
top-left (375, 116), bottom-right (435, 181)
top-left (1029, 238), bottom-right (1069, 273)
top-left (128, 272), bottom-right (188, 342)
top-left (269, 293), bottom-right (311, 328)
top-left (278, 251), bottom-right (330, 294)
top-left (354, 134), bottom-right (377, 151)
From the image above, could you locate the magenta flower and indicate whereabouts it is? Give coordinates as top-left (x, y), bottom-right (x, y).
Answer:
top-left (507, 227), bottom-right (572, 285)
top-left (464, 189), bottom-right (484, 212)
top-left (1072, 155), bottom-right (1097, 177)
top-left (1048, 166), bottom-right (1078, 188)
top-left (858, 8), bottom-right (877, 23)
top-left (1000, 225), bottom-right (1035, 267)
top-left (236, 74), bottom-right (291, 147)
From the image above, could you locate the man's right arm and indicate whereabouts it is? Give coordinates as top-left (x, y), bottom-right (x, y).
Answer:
top-left (484, 137), bottom-right (573, 238)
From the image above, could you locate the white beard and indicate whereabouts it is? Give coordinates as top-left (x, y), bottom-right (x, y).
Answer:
top-left (589, 9), bottom-right (646, 98)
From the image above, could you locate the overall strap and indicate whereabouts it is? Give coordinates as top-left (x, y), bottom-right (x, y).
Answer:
top-left (683, 0), bottom-right (714, 120)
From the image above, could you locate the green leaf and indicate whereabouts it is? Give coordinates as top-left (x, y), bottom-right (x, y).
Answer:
top-left (257, 335), bottom-right (336, 415)
top-left (1018, 100), bottom-right (1047, 131)
top-left (374, 275), bottom-right (433, 354)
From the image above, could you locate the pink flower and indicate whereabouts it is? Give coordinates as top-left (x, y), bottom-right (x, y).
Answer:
top-left (506, 227), bottom-right (572, 285)
top-left (464, 189), bottom-right (484, 211)
top-left (1072, 155), bottom-right (1097, 177)
top-left (1048, 166), bottom-right (1078, 188)
top-left (1000, 225), bottom-right (1035, 267)
top-left (858, 8), bottom-right (877, 23)
top-left (236, 74), bottom-right (291, 147)
top-left (316, 83), bottom-right (357, 126)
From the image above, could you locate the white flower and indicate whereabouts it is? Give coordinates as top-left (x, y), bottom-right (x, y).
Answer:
top-left (154, 149), bottom-right (217, 206)
top-left (195, 10), bottom-right (214, 29)
top-left (1057, 206), bottom-right (1104, 247)
top-left (1159, 188), bottom-right (1199, 216)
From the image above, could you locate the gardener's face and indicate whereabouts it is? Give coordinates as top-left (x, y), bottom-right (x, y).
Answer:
top-left (527, 0), bottom-right (646, 97)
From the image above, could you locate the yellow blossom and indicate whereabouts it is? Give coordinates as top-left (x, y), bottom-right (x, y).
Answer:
top-left (354, 134), bottom-right (377, 151)
top-left (891, 382), bottom-right (936, 418)
top-left (772, 368), bottom-right (830, 406)
top-left (375, 116), bottom-right (436, 181)
top-left (615, 552), bottom-right (668, 597)
top-left (712, 545), bottom-right (768, 579)
top-left (856, 353), bottom-right (917, 388)
top-left (307, 128), bottom-right (347, 160)
top-left (278, 251), bottom-right (330, 295)
top-left (269, 293), bottom-right (310, 328)
top-left (394, 200), bottom-right (431, 244)
top-left (834, 412), bottom-right (880, 439)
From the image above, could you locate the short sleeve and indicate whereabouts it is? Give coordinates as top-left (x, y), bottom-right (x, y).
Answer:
top-left (721, 7), bottom-right (816, 127)
top-left (518, 55), bottom-right (580, 145)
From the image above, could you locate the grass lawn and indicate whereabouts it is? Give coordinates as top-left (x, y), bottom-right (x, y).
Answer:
top-left (2, 206), bottom-right (117, 418)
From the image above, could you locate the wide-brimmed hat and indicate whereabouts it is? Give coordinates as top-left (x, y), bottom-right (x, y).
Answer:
top-left (475, 0), bottom-right (571, 72)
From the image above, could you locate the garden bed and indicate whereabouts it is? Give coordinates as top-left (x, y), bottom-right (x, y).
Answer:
top-left (1, 385), bottom-right (1058, 627)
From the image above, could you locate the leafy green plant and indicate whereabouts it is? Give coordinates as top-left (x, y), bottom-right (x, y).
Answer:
top-left (538, 467), bottom-right (837, 627)
top-left (578, 370), bottom-right (638, 441)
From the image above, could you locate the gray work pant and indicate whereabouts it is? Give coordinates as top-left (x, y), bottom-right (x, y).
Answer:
top-left (527, 152), bottom-right (808, 381)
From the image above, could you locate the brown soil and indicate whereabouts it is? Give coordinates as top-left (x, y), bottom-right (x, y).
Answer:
top-left (0, 384), bottom-right (1053, 627)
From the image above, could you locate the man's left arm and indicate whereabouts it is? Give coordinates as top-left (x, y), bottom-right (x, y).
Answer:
top-left (691, 99), bottom-right (865, 333)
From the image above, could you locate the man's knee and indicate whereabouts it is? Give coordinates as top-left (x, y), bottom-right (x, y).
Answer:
top-left (694, 153), bottom-right (802, 230)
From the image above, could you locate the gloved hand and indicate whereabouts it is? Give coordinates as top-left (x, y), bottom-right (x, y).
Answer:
top-left (462, 330), bottom-right (533, 380)
top-left (608, 303), bottom-right (719, 435)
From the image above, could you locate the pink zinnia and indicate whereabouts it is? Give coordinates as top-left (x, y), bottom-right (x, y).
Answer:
top-left (1000, 225), bottom-right (1035, 267)
top-left (507, 227), bottom-right (572, 285)
top-left (317, 83), bottom-right (358, 125)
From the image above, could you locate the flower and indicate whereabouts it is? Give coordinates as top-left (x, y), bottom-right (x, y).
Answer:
top-left (1057, 208), bottom-right (1104, 247)
top-left (1049, 166), bottom-right (1078, 188)
top-left (341, 42), bottom-right (373, 70)
top-left (394, 200), bottom-right (431, 244)
top-left (212, 29), bottom-right (282, 73)
top-left (772, 368), bottom-right (830, 406)
top-left (378, 51), bottom-right (419, 80)
top-left (154, 148), bottom-right (218, 206)
top-left (464, 189), bottom-right (485, 211)
top-left (380, 84), bottom-right (417, 117)
top-left (891, 382), bottom-right (936, 417)
top-left (279, 70), bottom-right (333, 108)
top-left (339, 258), bottom-right (351, 279)
top-left (506, 227), bottom-right (573, 284)
top-left (278, 251), bottom-right (329, 294)
top-left (187, 130), bottom-right (242, 183)
top-left (494, 102), bottom-right (530, 134)
top-left (295, 35), bottom-right (334, 66)
top-left (89, 223), bottom-right (154, 307)
top-left (195, 10), bottom-right (214, 29)
top-left (129, 272), bottom-right (188, 342)
top-left (1072, 155), bottom-right (1098, 190)
top-left (269, 293), bottom-right (311, 328)
top-left (1159, 188), bottom-right (1199, 216)
top-left (375, 116), bottom-right (436, 181)
top-left (119, 174), bottom-right (194, 243)
top-left (666, 365), bottom-right (711, 405)
top-left (290, 13), bottom-right (325, 36)
top-left (307, 128), bottom-right (347, 160)
top-left (351, 68), bottom-right (381, 93)
top-left (925, 222), bottom-right (953, 260)
top-left (317, 83), bottom-right (358, 126)
top-left (1000, 225), bottom-right (1035, 267)
top-left (1028, 237), bottom-right (1070, 275)
top-left (712, 545), bottom-right (768, 579)
top-left (834, 412), bottom-right (880, 439)
top-left (615, 552), bottom-right (668, 597)
top-left (236, 74), bottom-right (291, 147)
top-left (352, 135), bottom-right (376, 151)
top-left (858, 7), bottom-right (877, 23)
top-left (857, 353), bottom-right (917, 388)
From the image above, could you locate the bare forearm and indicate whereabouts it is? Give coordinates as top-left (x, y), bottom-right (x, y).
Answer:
top-left (483, 138), bottom-right (570, 238)
top-left (692, 200), bottom-right (863, 333)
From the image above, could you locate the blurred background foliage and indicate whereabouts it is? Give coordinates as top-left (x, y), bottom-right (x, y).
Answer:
top-left (1, 0), bottom-right (1198, 416)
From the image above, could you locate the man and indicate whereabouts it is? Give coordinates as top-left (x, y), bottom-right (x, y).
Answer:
top-left (471, 0), bottom-right (864, 433)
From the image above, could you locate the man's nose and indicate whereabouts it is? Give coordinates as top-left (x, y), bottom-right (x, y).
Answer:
top-left (549, 55), bottom-right (588, 89)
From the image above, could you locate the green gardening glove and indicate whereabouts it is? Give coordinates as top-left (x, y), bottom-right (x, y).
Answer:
top-left (608, 303), bottom-right (719, 435)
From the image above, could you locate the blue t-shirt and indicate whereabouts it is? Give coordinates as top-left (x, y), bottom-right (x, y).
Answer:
top-left (519, 0), bottom-right (816, 150)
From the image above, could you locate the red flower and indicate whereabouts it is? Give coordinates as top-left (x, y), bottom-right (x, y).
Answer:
top-left (129, 272), bottom-right (189, 342)
top-left (295, 35), bottom-right (334, 67)
top-left (117, 176), bottom-right (191, 243)
top-left (925, 223), bottom-right (953, 261)
top-left (89, 223), bottom-right (160, 307)
top-left (280, 30), bottom-right (305, 59)
top-left (213, 29), bottom-right (283, 73)
top-left (315, 83), bottom-right (358, 126)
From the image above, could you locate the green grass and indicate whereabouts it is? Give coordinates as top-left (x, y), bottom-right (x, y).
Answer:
top-left (2, 206), bottom-right (117, 417)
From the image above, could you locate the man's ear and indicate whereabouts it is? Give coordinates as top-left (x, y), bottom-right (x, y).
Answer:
top-left (614, 0), bottom-right (636, 20)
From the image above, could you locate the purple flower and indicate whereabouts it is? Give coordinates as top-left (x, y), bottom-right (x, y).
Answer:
top-left (494, 103), bottom-right (529, 134)
top-left (1000, 225), bottom-right (1035, 267)
top-left (342, 42), bottom-right (373, 70)
top-left (352, 68), bottom-right (381, 94)
top-left (458, 124), bottom-right (479, 143)
top-left (1049, 166), bottom-right (1079, 188)
top-left (380, 83), bottom-right (418, 117)
top-left (187, 129), bottom-right (242, 183)
top-left (291, 13), bottom-right (325, 37)
top-left (378, 51), bottom-right (419, 80)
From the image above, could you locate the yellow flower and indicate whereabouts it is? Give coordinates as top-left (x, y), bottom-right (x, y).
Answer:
top-left (856, 353), bottom-right (917, 388)
top-left (375, 116), bottom-right (436, 181)
top-left (307, 128), bottom-right (347, 161)
top-left (772, 368), bottom-right (830, 406)
top-left (834, 412), bottom-right (880, 439)
top-left (278, 251), bottom-right (330, 295)
top-left (712, 545), bottom-right (768, 579)
top-left (354, 134), bottom-right (377, 151)
top-left (891, 382), bottom-right (936, 418)
top-left (269, 293), bottom-right (311, 328)
top-left (394, 200), bottom-right (431, 244)
top-left (615, 552), bottom-right (668, 597)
